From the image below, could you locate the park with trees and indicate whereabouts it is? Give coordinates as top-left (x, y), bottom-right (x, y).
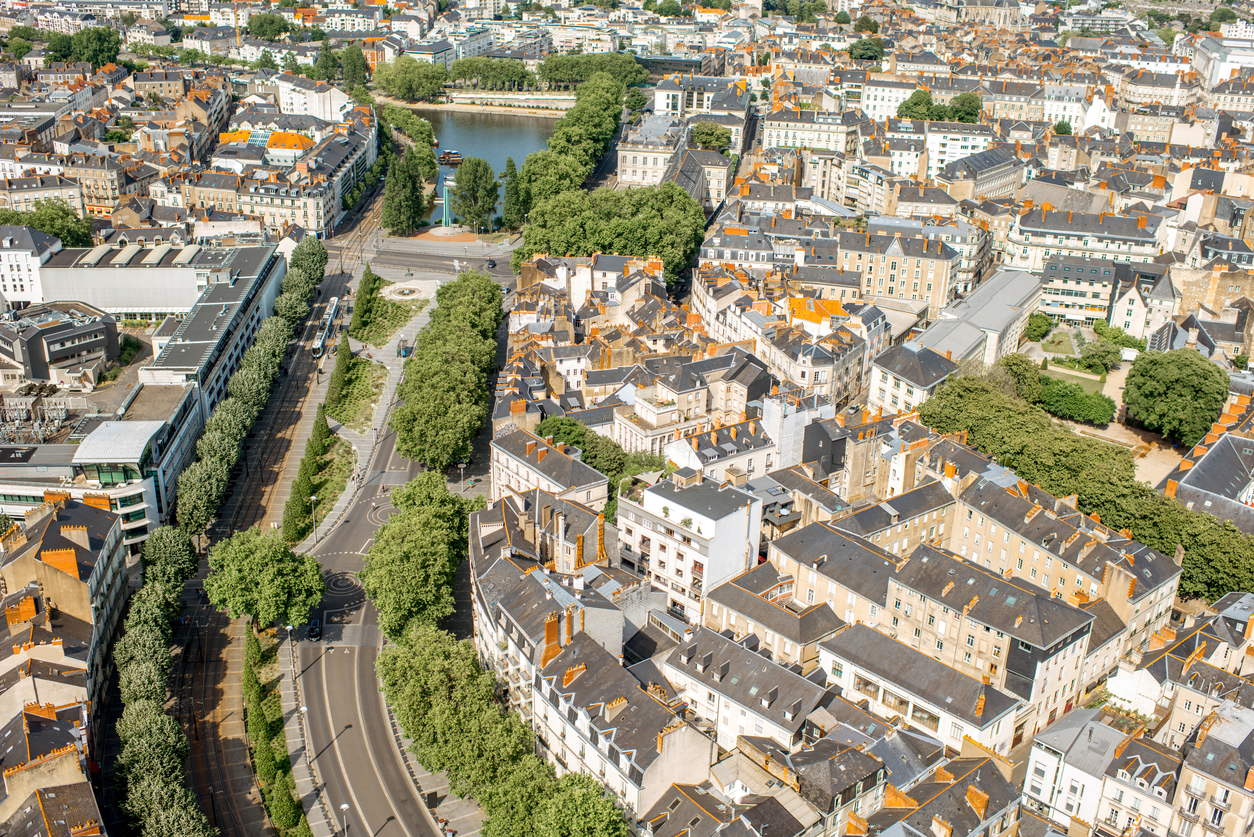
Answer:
top-left (896, 90), bottom-right (982, 122)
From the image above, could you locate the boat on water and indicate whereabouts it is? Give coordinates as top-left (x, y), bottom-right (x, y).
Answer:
top-left (438, 150), bottom-right (463, 165)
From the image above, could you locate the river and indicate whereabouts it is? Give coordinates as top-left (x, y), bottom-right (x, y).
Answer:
top-left (409, 106), bottom-right (556, 221)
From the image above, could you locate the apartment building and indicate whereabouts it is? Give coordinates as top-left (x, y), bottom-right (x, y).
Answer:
top-left (1023, 709), bottom-right (1129, 827)
top-left (616, 471), bottom-right (762, 620)
top-left (618, 115), bottom-right (684, 187)
top-left (762, 108), bottom-right (862, 153)
top-left (1169, 703), bottom-right (1254, 837)
top-left (0, 225), bottom-right (62, 310)
top-left (664, 420), bottom-right (775, 484)
top-left (923, 123), bottom-right (994, 180)
top-left (888, 543), bottom-right (1095, 739)
top-left (866, 342), bottom-right (959, 415)
top-left (820, 624), bottom-right (1020, 755)
top-left (815, 231), bottom-right (960, 317)
top-left (273, 72), bottom-right (355, 122)
top-left (1005, 209), bottom-right (1160, 272)
top-left (703, 560), bottom-right (844, 672)
top-left (768, 523), bottom-right (898, 628)
top-left (538, 632), bottom-right (713, 821)
top-left (0, 175), bottom-right (85, 217)
top-left (489, 430), bottom-right (609, 512)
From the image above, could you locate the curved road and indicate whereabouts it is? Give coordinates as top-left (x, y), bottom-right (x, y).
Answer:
top-left (296, 233), bottom-right (509, 837)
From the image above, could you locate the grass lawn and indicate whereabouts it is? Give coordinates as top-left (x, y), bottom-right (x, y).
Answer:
top-left (353, 285), bottom-right (428, 347)
top-left (1042, 332), bottom-right (1076, 355)
top-left (1044, 369), bottom-right (1105, 395)
top-left (312, 437), bottom-right (354, 530)
top-left (328, 355), bottom-right (389, 434)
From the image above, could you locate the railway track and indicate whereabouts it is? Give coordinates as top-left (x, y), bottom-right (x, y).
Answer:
top-left (177, 595), bottom-right (253, 837)
top-left (214, 193), bottom-right (383, 537)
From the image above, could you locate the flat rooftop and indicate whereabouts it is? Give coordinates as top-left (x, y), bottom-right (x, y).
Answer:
top-left (121, 383), bottom-right (191, 423)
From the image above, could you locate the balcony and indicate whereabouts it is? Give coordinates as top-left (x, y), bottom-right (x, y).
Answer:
top-left (1211, 797), bottom-right (1231, 813)
top-left (1202, 820), bottom-right (1226, 835)
top-left (1184, 786), bottom-right (1206, 800)
top-left (1178, 809), bottom-right (1199, 823)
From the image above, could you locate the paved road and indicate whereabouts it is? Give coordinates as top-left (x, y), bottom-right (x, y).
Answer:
top-left (293, 231), bottom-right (513, 837)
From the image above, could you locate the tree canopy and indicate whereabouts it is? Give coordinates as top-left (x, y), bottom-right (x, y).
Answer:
top-left (1123, 349), bottom-right (1229, 445)
top-left (450, 56), bottom-right (533, 90)
top-left (0, 199), bottom-right (92, 246)
top-left (1054, 119), bottom-right (1073, 135)
top-left (691, 121), bottom-right (732, 149)
top-left (205, 527), bottom-right (326, 627)
top-left (854, 14), bottom-right (879, 32)
top-left (343, 43), bottom-right (369, 88)
top-left (536, 52), bottom-right (647, 87)
top-left (374, 55), bottom-right (448, 100)
top-left (451, 156), bottom-right (500, 232)
top-left (513, 183), bottom-right (705, 284)
top-left (247, 12), bottom-right (290, 40)
top-left (848, 37), bottom-right (885, 61)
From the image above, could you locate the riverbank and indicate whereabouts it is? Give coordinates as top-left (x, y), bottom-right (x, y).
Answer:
top-left (374, 93), bottom-right (564, 118)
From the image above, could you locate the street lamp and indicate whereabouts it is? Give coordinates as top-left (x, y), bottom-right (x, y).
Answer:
top-left (340, 802), bottom-right (350, 836)
top-left (310, 495), bottom-right (319, 543)
top-left (286, 625), bottom-right (296, 682)
top-left (458, 461), bottom-right (466, 493)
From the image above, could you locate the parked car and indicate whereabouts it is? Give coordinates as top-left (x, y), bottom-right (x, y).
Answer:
top-left (486, 258), bottom-right (497, 269)
top-left (308, 619), bottom-right (321, 641)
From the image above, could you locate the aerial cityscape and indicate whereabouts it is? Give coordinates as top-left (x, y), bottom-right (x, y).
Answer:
top-left (4, 3), bottom-right (1254, 837)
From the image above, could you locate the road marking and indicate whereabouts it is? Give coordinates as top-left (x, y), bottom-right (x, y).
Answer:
top-left (317, 647), bottom-right (373, 837)
top-left (360, 538), bottom-right (373, 553)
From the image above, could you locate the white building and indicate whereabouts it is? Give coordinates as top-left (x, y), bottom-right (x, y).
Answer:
top-left (1023, 709), bottom-right (1128, 828)
top-left (615, 471), bottom-right (762, 621)
top-left (273, 73), bottom-right (354, 122)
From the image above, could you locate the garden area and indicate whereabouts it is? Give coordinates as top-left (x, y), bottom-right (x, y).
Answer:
top-left (326, 341), bottom-right (389, 434)
top-left (349, 265), bottom-right (428, 347)
top-left (101, 334), bottom-right (145, 382)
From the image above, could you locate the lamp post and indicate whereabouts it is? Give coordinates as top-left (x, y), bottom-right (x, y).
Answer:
top-left (458, 461), bottom-right (466, 493)
top-left (340, 802), bottom-right (350, 836)
top-left (286, 625), bottom-right (296, 682)
top-left (310, 495), bottom-right (318, 543)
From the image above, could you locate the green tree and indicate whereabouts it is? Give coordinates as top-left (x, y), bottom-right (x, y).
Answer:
top-left (283, 51), bottom-right (301, 74)
top-left (142, 525), bottom-right (197, 589)
top-left (1123, 349), bottom-right (1229, 445)
top-left (0, 198), bottom-right (93, 246)
top-left (360, 472), bottom-right (477, 638)
top-left (374, 55), bottom-right (448, 100)
top-left (205, 527), bottom-right (327, 627)
top-left (1211, 7), bottom-right (1238, 23)
top-left (382, 149), bottom-right (428, 236)
top-left (835, 9), bottom-right (850, 22)
top-left (536, 774), bottom-right (628, 837)
top-left (655, 0), bottom-right (689, 15)
top-left (176, 459), bottom-right (223, 538)
top-left (45, 33), bottom-right (73, 62)
top-left (69, 27), bottom-right (120, 67)
top-left (342, 43), bottom-right (369, 88)
top-left (1025, 312), bottom-right (1053, 342)
top-left (854, 14), bottom-right (879, 31)
top-left (1079, 337), bottom-right (1121, 373)
top-left (325, 334), bottom-right (353, 412)
top-left (248, 12), bottom-right (290, 40)
top-left (514, 182), bottom-right (708, 284)
top-left (1235, 353), bottom-right (1250, 370)
top-left (690, 121), bottom-right (731, 149)
top-left (256, 50), bottom-right (278, 70)
top-left (290, 235), bottom-right (329, 282)
top-left (282, 455), bottom-right (316, 542)
top-left (624, 86), bottom-right (647, 112)
top-left (501, 156), bottom-right (525, 230)
top-left (1054, 119), bottom-right (1073, 135)
top-left (896, 90), bottom-right (935, 120)
top-left (948, 92), bottom-right (982, 123)
top-left (314, 38), bottom-right (338, 81)
top-left (518, 150), bottom-right (586, 209)
top-left (998, 353), bottom-right (1043, 403)
top-left (848, 37), bottom-right (885, 61)
top-left (450, 156), bottom-right (499, 233)
top-left (8, 37), bottom-right (31, 59)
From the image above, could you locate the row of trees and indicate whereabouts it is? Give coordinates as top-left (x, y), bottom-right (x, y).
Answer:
top-left (896, 90), bottom-right (982, 123)
top-left (342, 147), bottom-right (391, 211)
top-left (535, 52), bottom-right (648, 87)
top-left (534, 417), bottom-right (665, 521)
top-left (114, 528), bottom-right (214, 837)
top-left (391, 270), bottom-right (502, 469)
top-left (282, 405), bottom-right (333, 543)
top-left (917, 353), bottom-right (1246, 600)
top-left (348, 264), bottom-right (390, 339)
top-left (449, 56), bottom-right (534, 90)
top-left (175, 237), bottom-right (328, 540)
top-left (243, 631), bottom-right (307, 833)
top-left (379, 623), bottom-right (627, 837)
top-left (510, 71), bottom-right (707, 282)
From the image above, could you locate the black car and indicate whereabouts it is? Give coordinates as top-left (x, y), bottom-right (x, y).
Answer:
top-left (486, 258), bottom-right (496, 269)
top-left (308, 619), bottom-right (321, 641)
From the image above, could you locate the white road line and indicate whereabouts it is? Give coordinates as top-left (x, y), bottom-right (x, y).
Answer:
top-left (360, 538), bottom-right (374, 553)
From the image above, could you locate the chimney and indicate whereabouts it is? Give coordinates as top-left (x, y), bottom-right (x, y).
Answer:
top-left (965, 786), bottom-right (989, 820)
top-left (541, 612), bottom-right (561, 666)
top-left (526, 439), bottom-right (537, 455)
top-left (1245, 765), bottom-right (1254, 792)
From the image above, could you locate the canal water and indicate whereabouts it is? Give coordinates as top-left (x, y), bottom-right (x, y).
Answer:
top-left (409, 107), bottom-right (556, 221)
